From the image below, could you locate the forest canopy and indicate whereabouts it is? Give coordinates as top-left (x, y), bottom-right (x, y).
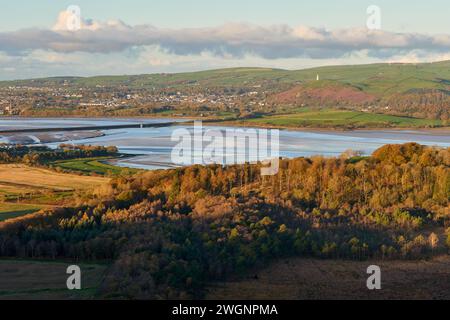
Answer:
top-left (0, 143), bottom-right (448, 299)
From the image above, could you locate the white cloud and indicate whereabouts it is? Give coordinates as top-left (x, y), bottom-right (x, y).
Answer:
top-left (1, 11), bottom-right (450, 60)
top-left (386, 50), bottom-right (450, 64)
top-left (0, 46), bottom-right (448, 80)
top-left (52, 9), bottom-right (129, 32)
top-left (1, 10), bottom-right (450, 79)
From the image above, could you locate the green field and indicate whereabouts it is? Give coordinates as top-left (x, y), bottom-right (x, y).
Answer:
top-left (241, 109), bottom-right (443, 128)
top-left (0, 203), bottom-right (48, 221)
top-left (0, 259), bottom-right (108, 299)
top-left (50, 157), bottom-right (139, 176)
top-left (0, 158), bottom-right (136, 223)
top-left (0, 164), bottom-right (110, 222)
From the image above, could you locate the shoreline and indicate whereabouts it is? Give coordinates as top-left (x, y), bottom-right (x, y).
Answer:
top-left (0, 130), bottom-right (105, 145)
top-left (1, 115), bottom-right (449, 134)
top-left (203, 120), bottom-right (450, 135)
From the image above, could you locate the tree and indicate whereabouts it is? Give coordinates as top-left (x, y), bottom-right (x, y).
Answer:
top-left (428, 233), bottom-right (439, 251)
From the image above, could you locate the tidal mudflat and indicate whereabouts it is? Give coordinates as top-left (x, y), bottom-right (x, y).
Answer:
top-left (1, 118), bottom-right (449, 170)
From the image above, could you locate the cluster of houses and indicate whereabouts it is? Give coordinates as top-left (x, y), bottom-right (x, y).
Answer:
top-left (0, 101), bottom-right (19, 115)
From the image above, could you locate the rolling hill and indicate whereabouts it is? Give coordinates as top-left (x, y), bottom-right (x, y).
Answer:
top-left (2, 61), bottom-right (450, 93)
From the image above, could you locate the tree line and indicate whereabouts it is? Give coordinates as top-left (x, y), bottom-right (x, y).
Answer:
top-left (0, 144), bottom-right (118, 165)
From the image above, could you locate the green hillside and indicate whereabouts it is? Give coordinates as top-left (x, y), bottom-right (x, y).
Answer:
top-left (3, 61), bottom-right (450, 95)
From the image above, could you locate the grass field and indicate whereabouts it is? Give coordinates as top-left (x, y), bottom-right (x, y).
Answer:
top-left (0, 164), bottom-right (109, 221)
top-left (0, 164), bottom-right (108, 190)
top-left (0, 203), bottom-right (51, 221)
top-left (0, 259), bottom-right (108, 299)
top-left (240, 109), bottom-right (442, 129)
top-left (50, 157), bottom-right (139, 176)
top-left (207, 255), bottom-right (450, 300)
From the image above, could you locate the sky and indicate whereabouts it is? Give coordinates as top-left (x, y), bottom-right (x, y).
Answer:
top-left (0, 0), bottom-right (450, 80)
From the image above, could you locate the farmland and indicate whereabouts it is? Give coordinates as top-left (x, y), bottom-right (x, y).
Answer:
top-left (50, 157), bottom-right (139, 176)
top-left (3, 255), bottom-right (450, 300)
top-left (0, 259), bottom-right (107, 299)
top-left (0, 164), bottom-right (109, 221)
top-left (237, 108), bottom-right (444, 129)
top-left (207, 255), bottom-right (450, 300)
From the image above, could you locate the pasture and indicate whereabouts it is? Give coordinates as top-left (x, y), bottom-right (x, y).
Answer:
top-left (242, 109), bottom-right (442, 128)
top-left (0, 164), bottom-right (109, 221)
top-left (0, 259), bottom-right (107, 299)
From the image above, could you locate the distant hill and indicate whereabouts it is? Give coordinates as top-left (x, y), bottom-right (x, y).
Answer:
top-left (2, 61), bottom-right (450, 94)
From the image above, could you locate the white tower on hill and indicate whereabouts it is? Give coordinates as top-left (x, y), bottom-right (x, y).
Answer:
top-left (316, 74), bottom-right (320, 81)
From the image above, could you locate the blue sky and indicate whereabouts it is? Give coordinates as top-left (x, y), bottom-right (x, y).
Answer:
top-left (1, 0), bottom-right (449, 32)
top-left (0, 0), bottom-right (450, 79)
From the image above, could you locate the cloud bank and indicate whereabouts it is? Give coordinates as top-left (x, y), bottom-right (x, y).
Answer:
top-left (1, 10), bottom-right (450, 80)
top-left (1, 11), bottom-right (450, 60)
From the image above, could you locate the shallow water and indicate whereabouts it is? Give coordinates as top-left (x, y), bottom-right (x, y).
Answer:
top-left (1, 118), bottom-right (449, 170)
top-left (0, 117), bottom-right (178, 130)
